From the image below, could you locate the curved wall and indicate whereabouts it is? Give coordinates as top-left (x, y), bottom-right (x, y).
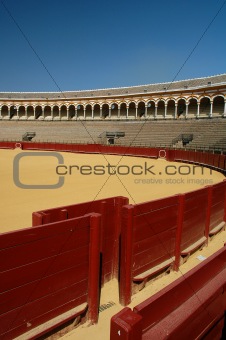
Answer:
top-left (0, 74), bottom-right (226, 120)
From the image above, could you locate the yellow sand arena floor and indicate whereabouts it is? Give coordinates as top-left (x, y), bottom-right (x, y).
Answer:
top-left (0, 148), bottom-right (224, 233)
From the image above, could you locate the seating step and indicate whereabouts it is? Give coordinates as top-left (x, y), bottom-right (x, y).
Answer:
top-left (181, 236), bottom-right (206, 256)
top-left (14, 303), bottom-right (88, 340)
top-left (209, 221), bottom-right (225, 236)
top-left (133, 257), bottom-right (175, 282)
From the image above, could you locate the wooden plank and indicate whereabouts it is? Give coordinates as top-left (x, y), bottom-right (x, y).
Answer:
top-left (0, 215), bottom-right (90, 249)
top-left (0, 284), bottom-right (88, 337)
top-left (133, 257), bottom-right (175, 282)
top-left (133, 229), bottom-right (175, 256)
top-left (181, 236), bottom-right (206, 255)
top-left (14, 303), bottom-right (88, 340)
top-left (133, 196), bottom-right (179, 215)
top-left (209, 222), bottom-right (225, 236)
top-left (1, 263), bottom-right (89, 312)
top-left (0, 227), bottom-right (90, 272)
top-left (133, 215), bottom-right (177, 243)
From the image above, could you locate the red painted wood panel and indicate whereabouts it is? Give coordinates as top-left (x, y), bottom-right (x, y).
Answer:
top-left (32, 196), bottom-right (128, 284)
top-left (112, 264), bottom-right (226, 340)
top-left (209, 181), bottom-right (226, 231)
top-left (129, 196), bottom-right (178, 280)
top-left (0, 213), bottom-right (100, 340)
top-left (180, 188), bottom-right (208, 251)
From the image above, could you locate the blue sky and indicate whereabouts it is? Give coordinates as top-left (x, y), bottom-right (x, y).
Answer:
top-left (0, 0), bottom-right (225, 92)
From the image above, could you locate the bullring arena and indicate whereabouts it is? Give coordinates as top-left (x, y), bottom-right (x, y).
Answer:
top-left (0, 74), bottom-right (226, 339)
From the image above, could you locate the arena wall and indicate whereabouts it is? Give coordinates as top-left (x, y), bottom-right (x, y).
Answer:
top-left (0, 142), bottom-right (225, 339)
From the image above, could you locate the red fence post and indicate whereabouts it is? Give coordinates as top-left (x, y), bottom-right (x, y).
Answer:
top-left (110, 307), bottom-right (142, 340)
top-left (205, 186), bottom-right (213, 242)
top-left (174, 195), bottom-right (185, 271)
top-left (88, 213), bottom-right (101, 324)
top-left (32, 212), bottom-right (43, 226)
top-left (112, 197), bottom-right (130, 279)
top-left (100, 201), bottom-right (107, 286)
top-left (119, 205), bottom-right (134, 306)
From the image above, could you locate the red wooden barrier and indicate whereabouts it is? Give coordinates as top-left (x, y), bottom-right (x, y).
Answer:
top-left (213, 153), bottom-right (220, 168)
top-left (119, 184), bottom-right (225, 305)
top-left (193, 150), bottom-right (200, 164)
top-left (166, 149), bottom-right (175, 161)
top-left (33, 196), bottom-right (129, 284)
top-left (0, 213), bottom-right (101, 339)
top-left (111, 244), bottom-right (226, 340)
top-left (207, 153), bottom-right (215, 167)
top-left (179, 188), bottom-right (208, 258)
top-left (0, 141), bottom-right (15, 149)
top-left (119, 196), bottom-right (179, 305)
top-left (208, 181), bottom-right (226, 236)
top-left (219, 154), bottom-right (226, 170)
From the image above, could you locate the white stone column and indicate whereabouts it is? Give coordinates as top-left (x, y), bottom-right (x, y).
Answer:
top-left (25, 106), bottom-right (28, 119)
top-left (42, 105), bottom-right (45, 119)
top-left (154, 105), bottom-right (158, 119)
top-left (92, 107), bottom-right (94, 119)
top-left (164, 103), bottom-right (167, 119)
top-left (109, 107), bottom-right (111, 119)
top-left (16, 107), bottom-right (19, 118)
top-left (100, 106), bottom-right (103, 119)
top-left (118, 107), bottom-right (120, 118)
top-left (126, 106), bottom-right (129, 119)
top-left (75, 108), bottom-right (78, 119)
top-left (197, 102), bottom-right (200, 118)
top-left (0, 106), bottom-right (2, 118)
top-left (51, 107), bottom-right (53, 119)
top-left (145, 105), bottom-right (148, 118)
top-left (67, 107), bottom-right (69, 120)
top-left (135, 105), bottom-right (138, 119)
top-left (84, 108), bottom-right (86, 120)
top-left (223, 100), bottom-right (226, 117)
top-left (174, 104), bottom-right (178, 119)
top-left (185, 103), bottom-right (189, 119)
top-left (209, 101), bottom-right (213, 118)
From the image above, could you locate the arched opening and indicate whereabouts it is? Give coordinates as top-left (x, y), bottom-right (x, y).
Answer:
top-left (137, 102), bottom-right (145, 118)
top-left (27, 106), bottom-right (34, 120)
top-left (85, 104), bottom-right (92, 120)
top-left (188, 98), bottom-right (198, 118)
top-left (53, 106), bottom-right (60, 120)
top-left (77, 104), bottom-right (84, 119)
top-left (93, 104), bottom-right (100, 119)
top-left (156, 100), bottom-right (165, 119)
top-left (119, 103), bottom-right (127, 119)
top-left (60, 105), bottom-right (68, 120)
top-left (44, 106), bottom-right (52, 120)
top-left (68, 105), bottom-right (76, 119)
top-left (166, 100), bottom-right (175, 119)
top-left (128, 102), bottom-right (136, 118)
top-left (1, 105), bottom-right (9, 119)
top-left (177, 98), bottom-right (186, 119)
top-left (200, 97), bottom-right (211, 117)
top-left (147, 101), bottom-right (155, 119)
top-left (18, 106), bottom-right (26, 120)
top-left (213, 96), bottom-right (224, 116)
top-left (102, 104), bottom-right (109, 119)
top-left (35, 106), bottom-right (43, 120)
top-left (9, 106), bottom-right (17, 120)
top-left (110, 103), bottom-right (118, 119)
